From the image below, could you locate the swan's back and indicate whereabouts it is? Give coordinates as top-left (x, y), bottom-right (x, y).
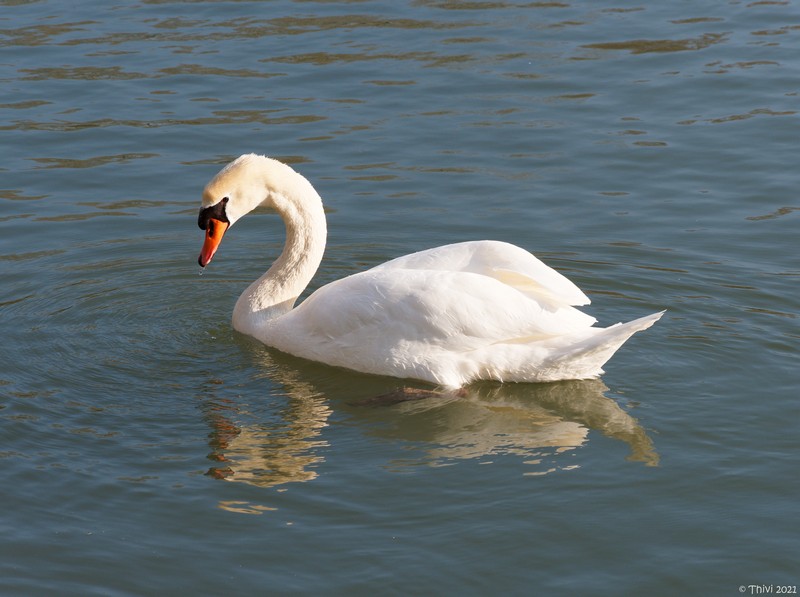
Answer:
top-left (373, 240), bottom-right (591, 308)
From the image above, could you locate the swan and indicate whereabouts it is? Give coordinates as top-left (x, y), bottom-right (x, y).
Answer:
top-left (197, 154), bottom-right (663, 388)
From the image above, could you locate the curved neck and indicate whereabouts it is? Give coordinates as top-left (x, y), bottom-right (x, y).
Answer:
top-left (232, 169), bottom-right (327, 334)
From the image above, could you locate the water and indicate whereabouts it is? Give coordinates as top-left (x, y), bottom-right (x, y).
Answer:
top-left (1, 1), bottom-right (798, 595)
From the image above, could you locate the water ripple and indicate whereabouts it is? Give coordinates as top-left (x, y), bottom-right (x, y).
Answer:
top-left (582, 32), bottom-right (728, 54)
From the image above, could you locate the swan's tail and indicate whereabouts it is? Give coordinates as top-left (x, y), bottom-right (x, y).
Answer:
top-left (474, 311), bottom-right (665, 384)
top-left (544, 310), bottom-right (665, 380)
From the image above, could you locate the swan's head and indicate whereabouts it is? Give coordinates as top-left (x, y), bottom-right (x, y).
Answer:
top-left (197, 154), bottom-right (274, 267)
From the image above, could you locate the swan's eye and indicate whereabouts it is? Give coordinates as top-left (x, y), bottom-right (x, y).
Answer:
top-left (198, 199), bottom-right (230, 230)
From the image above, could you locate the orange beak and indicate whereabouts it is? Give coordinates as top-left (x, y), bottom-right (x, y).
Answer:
top-left (198, 218), bottom-right (229, 267)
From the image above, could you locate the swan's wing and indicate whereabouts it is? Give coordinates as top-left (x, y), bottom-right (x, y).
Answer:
top-left (372, 240), bottom-right (590, 308)
top-left (278, 267), bottom-right (593, 357)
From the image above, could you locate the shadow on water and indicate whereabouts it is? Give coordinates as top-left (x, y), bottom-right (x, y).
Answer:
top-left (198, 340), bottom-right (658, 488)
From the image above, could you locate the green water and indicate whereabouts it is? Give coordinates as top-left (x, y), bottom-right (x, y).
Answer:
top-left (1, 1), bottom-right (798, 595)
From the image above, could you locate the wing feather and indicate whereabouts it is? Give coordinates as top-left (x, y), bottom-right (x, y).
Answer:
top-left (374, 240), bottom-right (590, 307)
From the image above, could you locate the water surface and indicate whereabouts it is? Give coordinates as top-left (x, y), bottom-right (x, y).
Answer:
top-left (1, 1), bottom-right (798, 595)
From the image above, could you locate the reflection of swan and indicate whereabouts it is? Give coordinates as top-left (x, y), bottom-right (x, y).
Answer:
top-left (197, 154), bottom-right (663, 387)
top-left (200, 348), bottom-right (657, 489)
top-left (202, 368), bottom-right (331, 488)
top-left (354, 379), bottom-right (658, 471)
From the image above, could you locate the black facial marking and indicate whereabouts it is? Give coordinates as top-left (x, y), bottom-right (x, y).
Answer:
top-left (198, 197), bottom-right (230, 230)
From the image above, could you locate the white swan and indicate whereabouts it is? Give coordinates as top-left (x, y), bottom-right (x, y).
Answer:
top-left (197, 154), bottom-right (663, 388)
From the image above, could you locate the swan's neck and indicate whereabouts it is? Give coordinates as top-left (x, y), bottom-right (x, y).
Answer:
top-left (232, 173), bottom-right (327, 334)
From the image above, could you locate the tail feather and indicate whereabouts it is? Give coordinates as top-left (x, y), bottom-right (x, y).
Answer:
top-left (474, 311), bottom-right (664, 383)
top-left (541, 311), bottom-right (665, 380)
